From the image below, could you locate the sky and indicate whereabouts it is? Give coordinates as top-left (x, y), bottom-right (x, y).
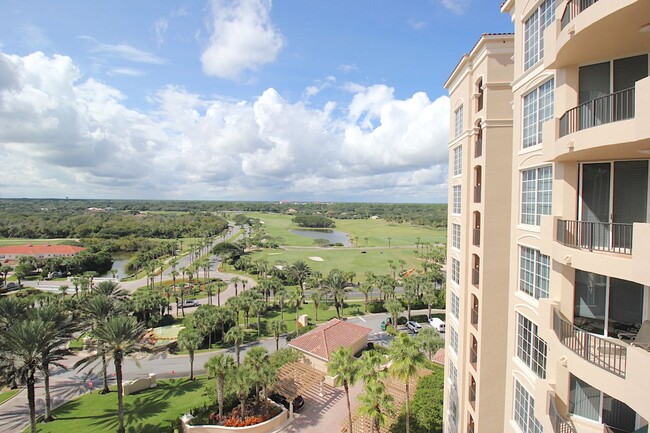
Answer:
top-left (0, 0), bottom-right (512, 203)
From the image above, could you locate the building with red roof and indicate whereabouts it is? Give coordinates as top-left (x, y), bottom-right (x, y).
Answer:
top-left (288, 318), bottom-right (372, 374)
top-left (0, 244), bottom-right (85, 263)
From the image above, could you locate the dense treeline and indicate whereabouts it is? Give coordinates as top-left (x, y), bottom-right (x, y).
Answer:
top-left (0, 206), bottom-right (228, 239)
top-left (291, 214), bottom-right (335, 228)
top-left (0, 199), bottom-right (447, 231)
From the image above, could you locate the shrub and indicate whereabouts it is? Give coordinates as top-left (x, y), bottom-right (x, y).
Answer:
top-left (396, 316), bottom-right (407, 325)
top-left (411, 314), bottom-right (429, 323)
top-left (367, 300), bottom-right (387, 313)
top-left (157, 314), bottom-right (175, 327)
top-left (390, 366), bottom-right (444, 433)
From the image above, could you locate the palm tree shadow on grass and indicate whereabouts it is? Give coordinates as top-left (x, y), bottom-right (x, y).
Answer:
top-left (85, 378), bottom-right (203, 431)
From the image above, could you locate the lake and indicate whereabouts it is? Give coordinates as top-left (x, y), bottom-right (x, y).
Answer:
top-left (289, 229), bottom-right (351, 246)
top-left (100, 254), bottom-right (131, 280)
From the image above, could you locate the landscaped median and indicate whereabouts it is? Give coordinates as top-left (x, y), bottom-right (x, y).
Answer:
top-left (179, 400), bottom-right (288, 433)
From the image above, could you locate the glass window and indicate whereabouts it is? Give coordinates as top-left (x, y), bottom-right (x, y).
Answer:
top-left (524, 0), bottom-right (556, 71)
top-left (569, 375), bottom-right (637, 431)
top-left (451, 291), bottom-right (460, 319)
top-left (516, 313), bottom-right (547, 378)
top-left (521, 166), bottom-right (552, 225)
top-left (451, 224), bottom-right (461, 249)
top-left (453, 145), bottom-right (463, 176)
top-left (450, 326), bottom-right (458, 354)
top-left (455, 105), bottom-right (464, 137)
top-left (519, 246), bottom-right (550, 299)
top-left (523, 79), bottom-right (554, 148)
top-left (451, 258), bottom-right (460, 285)
top-left (448, 360), bottom-right (458, 390)
top-left (453, 185), bottom-right (461, 214)
top-left (514, 380), bottom-right (543, 433)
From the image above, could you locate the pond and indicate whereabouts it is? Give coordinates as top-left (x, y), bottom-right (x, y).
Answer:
top-left (100, 254), bottom-right (131, 280)
top-left (289, 229), bottom-right (351, 246)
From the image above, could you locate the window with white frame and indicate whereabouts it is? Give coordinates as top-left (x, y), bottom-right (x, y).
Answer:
top-left (451, 291), bottom-right (460, 319)
top-left (521, 165), bottom-right (552, 225)
top-left (454, 105), bottom-right (463, 137)
top-left (519, 246), bottom-right (550, 299)
top-left (514, 380), bottom-right (543, 433)
top-left (452, 185), bottom-right (461, 214)
top-left (523, 79), bottom-right (554, 148)
top-left (451, 257), bottom-right (460, 285)
top-left (451, 224), bottom-right (460, 249)
top-left (453, 145), bottom-right (463, 176)
top-left (524, 0), bottom-right (556, 70)
top-left (448, 360), bottom-right (458, 390)
top-left (449, 326), bottom-right (458, 354)
top-left (516, 313), bottom-right (548, 378)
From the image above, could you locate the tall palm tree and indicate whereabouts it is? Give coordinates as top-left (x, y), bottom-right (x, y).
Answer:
top-left (250, 298), bottom-right (266, 337)
top-left (91, 316), bottom-right (147, 433)
top-left (232, 365), bottom-right (253, 420)
top-left (268, 319), bottom-right (287, 351)
top-left (231, 276), bottom-right (241, 297)
top-left (357, 380), bottom-right (394, 433)
top-left (357, 350), bottom-right (387, 386)
top-left (94, 280), bottom-right (128, 300)
top-left (287, 286), bottom-right (302, 324)
top-left (323, 270), bottom-right (349, 319)
top-left (288, 260), bottom-right (311, 300)
top-left (310, 290), bottom-right (323, 321)
top-left (1, 318), bottom-right (72, 433)
top-left (244, 346), bottom-right (268, 401)
top-left (358, 283), bottom-right (373, 313)
top-left (205, 353), bottom-right (235, 418)
top-left (389, 332), bottom-right (425, 433)
top-left (417, 327), bottom-right (444, 361)
top-left (225, 325), bottom-right (245, 365)
top-left (384, 299), bottom-right (403, 328)
top-left (178, 328), bottom-right (203, 380)
top-left (328, 347), bottom-right (359, 433)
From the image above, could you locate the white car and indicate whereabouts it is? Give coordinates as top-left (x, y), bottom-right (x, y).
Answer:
top-left (178, 299), bottom-right (200, 308)
top-left (429, 317), bottom-right (446, 334)
top-left (406, 321), bottom-right (422, 333)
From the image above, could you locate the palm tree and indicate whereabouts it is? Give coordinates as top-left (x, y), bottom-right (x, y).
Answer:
top-left (244, 346), bottom-right (268, 401)
top-left (1, 318), bottom-right (73, 433)
top-left (417, 327), bottom-right (444, 361)
top-left (357, 380), bottom-right (394, 433)
top-left (268, 319), bottom-right (287, 351)
top-left (178, 328), bottom-right (203, 380)
top-left (357, 350), bottom-right (387, 386)
top-left (205, 353), bottom-right (235, 418)
top-left (250, 298), bottom-right (266, 337)
top-left (389, 332), bottom-right (425, 433)
top-left (231, 276), bottom-right (241, 296)
top-left (225, 325), bottom-right (245, 365)
top-left (403, 281), bottom-right (418, 321)
top-left (287, 286), bottom-right (302, 324)
top-left (232, 365), bottom-right (253, 420)
top-left (384, 299), bottom-right (403, 328)
top-left (0, 264), bottom-right (12, 287)
top-left (328, 347), bottom-right (359, 433)
top-left (323, 269), bottom-right (349, 319)
top-left (91, 316), bottom-right (147, 433)
top-left (288, 260), bottom-right (311, 299)
top-left (358, 282), bottom-right (373, 313)
top-left (310, 290), bottom-right (323, 321)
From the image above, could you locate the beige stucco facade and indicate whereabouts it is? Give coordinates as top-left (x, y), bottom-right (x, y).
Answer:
top-left (445, 1), bottom-right (650, 432)
top-left (444, 34), bottom-right (515, 433)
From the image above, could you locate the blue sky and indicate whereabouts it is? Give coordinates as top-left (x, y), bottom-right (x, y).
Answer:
top-left (0, 0), bottom-right (511, 203)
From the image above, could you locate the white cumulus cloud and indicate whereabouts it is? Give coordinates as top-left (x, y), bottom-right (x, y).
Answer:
top-left (200, 0), bottom-right (284, 80)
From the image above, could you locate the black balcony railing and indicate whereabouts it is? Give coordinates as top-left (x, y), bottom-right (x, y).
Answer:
top-left (549, 395), bottom-right (577, 433)
top-left (472, 228), bottom-right (480, 247)
top-left (559, 87), bottom-right (635, 137)
top-left (471, 308), bottom-right (479, 328)
top-left (556, 219), bottom-right (633, 254)
top-left (469, 384), bottom-right (476, 408)
top-left (473, 185), bottom-right (481, 203)
top-left (561, 0), bottom-right (599, 29)
top-left (470, 346), bottom-right (478, 366)
top-left (553, 308), bottom-right (627, 377)
top-left (474, 139), bottom-right (482, 158)
top-left (472, 268), bottom-right (479, 287)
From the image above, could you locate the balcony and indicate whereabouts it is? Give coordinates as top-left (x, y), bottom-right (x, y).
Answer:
top-left (471, 268), bottom-right (479, 287)
top-left (471, 307), bottom-right (478, 329)
top-left (549, 395), bottom-right (577, 433)
top-left (560, 0), bottom-right (599, 30)
top-left (472, 228), bottom-right (480, 247)
top-left (474, 139), bottom-right (482, 158)
top-left (468, 377), bottom-right (476, 409)
top-left (553, 307), bottom-right (627, 377)
top-left (559, 88), bottom-right (635, 138)
top-left (473, 185), bottom-right (481, 204)
top-left (556, 219), bottom-right (633, 255)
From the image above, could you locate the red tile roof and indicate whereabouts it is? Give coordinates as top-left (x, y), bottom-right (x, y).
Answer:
top-left (289, 318), bottom-right (372, 361)
top-left (431, 348), bottom-right (446, 365)
top-left (0, 244), bottom-right (85, 256)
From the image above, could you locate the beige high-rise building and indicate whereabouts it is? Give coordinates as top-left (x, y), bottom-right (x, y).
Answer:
top-left (445, 1), bottom-right (650, 432)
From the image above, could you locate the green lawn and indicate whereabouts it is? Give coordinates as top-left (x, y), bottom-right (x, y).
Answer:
top-left (249, 246), bottom-right (425, 281)
top-left (246, 212), bottom-right (446, 248)
top-left (0, 389), bottom-right (20, 405)
top-left (28, 377), bottom-right (210, 433)
top-left (0, 238), bottom-right (71, 246)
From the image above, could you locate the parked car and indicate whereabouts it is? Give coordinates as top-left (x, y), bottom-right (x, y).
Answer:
top-left (269, 392), bottom-right (305, 411)
top-left (406, 320), bottom-right (422, 333)
top-left (429, 317), bottom-right (446, 334)
top-left (178, 299), bottom-right (200, 308)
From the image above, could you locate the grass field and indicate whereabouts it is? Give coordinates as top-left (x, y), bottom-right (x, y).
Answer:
top-left (245, 212), bottom-right (446, 248)
top-left (27, 378), bottom-right (210, 433)
top-left (0, 238), bottom-right (71, 246)
top-left (249, 246), bottom-right (425, 281)
top-left (0, 389), bottom-right (20, 405)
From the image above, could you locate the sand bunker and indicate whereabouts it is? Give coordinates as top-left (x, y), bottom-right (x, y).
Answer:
top-left (308, 256), bottom-right (324, 262)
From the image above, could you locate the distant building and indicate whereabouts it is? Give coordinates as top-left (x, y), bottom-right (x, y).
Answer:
top-left (0, 244), bottom-right (85, 263)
